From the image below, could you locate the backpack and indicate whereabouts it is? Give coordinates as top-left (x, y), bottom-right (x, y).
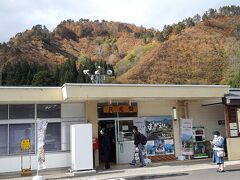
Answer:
top-left (140, 133), bottom-right (147, 145)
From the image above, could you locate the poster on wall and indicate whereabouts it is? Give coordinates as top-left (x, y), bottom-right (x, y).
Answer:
top-left (230, 129), bottom-right (238, 137)
top-left (181, 118), bottom-right (193, 155)
top-left (230, 123), bottom-right (237, 130)
top-left (144, 116), bottom-right (173, 140)
top-left (146, 140), bottom-right (155, 156)
top-left (134, 118), bottom-right (146, 135)
top-left (154, 139), bottom-right (165, 155)
top-left (164, 139), bottom-right (174, 154)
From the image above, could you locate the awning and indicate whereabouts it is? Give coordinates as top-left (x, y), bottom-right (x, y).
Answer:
top-left (223, 89), bottom-right (240, 105)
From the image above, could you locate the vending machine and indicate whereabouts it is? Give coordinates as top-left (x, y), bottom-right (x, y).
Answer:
top-left (192, 127), bottom-right (208, 158)
top-left (71, 124), bottom-right (93, 171)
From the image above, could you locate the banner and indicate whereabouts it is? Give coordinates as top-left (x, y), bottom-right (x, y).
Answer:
top-left (37, 119), bottom-right (48, 170)
top-left (144, 116), bottom-right (173, 140)
top-left (181, 118), bottom-right (193, 155)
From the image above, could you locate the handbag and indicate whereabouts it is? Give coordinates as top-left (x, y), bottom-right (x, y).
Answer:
top-left (217, 151), bottom-right (225, 157)
top-left (134, 148), bottom-right (140, 162)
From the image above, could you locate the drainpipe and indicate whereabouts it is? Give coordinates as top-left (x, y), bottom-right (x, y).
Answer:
top-left (184, 101), bottom-right (189, 119)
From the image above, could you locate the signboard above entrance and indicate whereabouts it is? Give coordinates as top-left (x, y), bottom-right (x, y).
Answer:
top-left (103, 105), bottom-right (137, 113)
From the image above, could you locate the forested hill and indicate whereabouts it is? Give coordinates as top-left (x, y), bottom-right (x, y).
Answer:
top-left (0, 19), bottom-right (155, 85)
top-left (1, 6), bottom-right (240, 87)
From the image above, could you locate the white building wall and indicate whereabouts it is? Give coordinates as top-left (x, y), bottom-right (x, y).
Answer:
top-left (0, 152), bottom-right (70, 173)
top-left (61, 103), bottom-right (85, 118)
top-left (188, 101), bottom-right (226, 140)
top-left (138, 100), bottom-right (181, 157)
top-left (61, 103), bottom-right (86, 151)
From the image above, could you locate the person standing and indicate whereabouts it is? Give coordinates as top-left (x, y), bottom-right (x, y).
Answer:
top-left (99, 128), bottom-right (110, 170)
top-left (129, 126), bottom-right (146, 167)
top-left (210, 131), bottom-right (225, 173)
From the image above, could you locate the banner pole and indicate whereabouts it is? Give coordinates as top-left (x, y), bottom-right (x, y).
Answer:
top-left (37, 150), bottom-right (39, 176)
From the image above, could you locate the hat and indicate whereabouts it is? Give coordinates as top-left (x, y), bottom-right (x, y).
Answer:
top-left (212, 131), bottom-right (220, 136)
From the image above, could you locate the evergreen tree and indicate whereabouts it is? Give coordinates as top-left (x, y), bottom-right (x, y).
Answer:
top-left (58, 59), bottom-right (78, 85)
top-left (76, 64), bottom-right (86, 83)
top-left (32, 71), bottom-right (54, 86)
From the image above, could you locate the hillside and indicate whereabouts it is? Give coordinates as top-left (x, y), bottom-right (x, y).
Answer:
top-left (116, 15), bottom-right (240, 85)
top-left (1, 6), bottom-right (240, 87)
top-left (0, 20), bottom-right (153, 68)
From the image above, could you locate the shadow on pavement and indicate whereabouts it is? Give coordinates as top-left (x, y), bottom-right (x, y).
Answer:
top-left (97, 169), bottom-right (125, 175)
top-left (226, 168), bottom-right (240, 172)
top-left (120, 173), bottom-right (189, 180)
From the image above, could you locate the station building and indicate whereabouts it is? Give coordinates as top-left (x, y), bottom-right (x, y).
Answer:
top-left (0, 84), bottom-right (239, 173)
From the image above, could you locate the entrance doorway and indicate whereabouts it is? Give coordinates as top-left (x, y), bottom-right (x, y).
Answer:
top-left (98, 119), bottom-right (135, 164)
top-left (98, 120), bottom-right (116, 164)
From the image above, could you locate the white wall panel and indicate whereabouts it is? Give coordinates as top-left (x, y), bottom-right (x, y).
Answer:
top-left (0, 152), bottom-right (70, 173)
top-left (61, 103), bottom-right (85, 118)
top-left (188, 101), bottom-right (225, 140)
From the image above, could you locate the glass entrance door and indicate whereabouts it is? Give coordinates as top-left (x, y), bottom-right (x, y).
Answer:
top-left (116, 119), bottom-right (135, 164)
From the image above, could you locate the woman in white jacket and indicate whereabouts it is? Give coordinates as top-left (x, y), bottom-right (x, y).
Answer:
top-left (210, 131), bottom-right (225, 173)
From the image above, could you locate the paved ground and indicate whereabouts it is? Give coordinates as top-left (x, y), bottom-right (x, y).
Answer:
top-left (0, 159), bottom-right (240, 180)
top-left (115, 164), bottom-right (240, 180)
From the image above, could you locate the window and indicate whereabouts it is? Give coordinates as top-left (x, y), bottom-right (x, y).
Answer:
top-left (45, 123), bottom-right (61, 151)
top-left (9, 104), bottom-right (35, 119)
top-left (118, 120), bottom-right (134, 141)
top-left (0, 105), bottom-right (8, 120)
top-left (37, 104), bottom-right (61, 118)
top-left (0, 125), bottom-right (8, 154)
top-left (9, 124), bottom-right (35, 154)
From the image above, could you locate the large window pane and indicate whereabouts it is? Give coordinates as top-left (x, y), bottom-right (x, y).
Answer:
top-left (0, 125), bottom-right (8, 155)
top-left (45, 123), bottom-right (61, 151)
top-left (9, 124), bottom-right (35, 154)
top-left (9, 104), bottom-right (35, 119)
top-left (0, 105), bottom-right (8, 120)
top-left (37, 104), bottom-right (61, 118)
top-left (118, 120), bottom-right (134, 141)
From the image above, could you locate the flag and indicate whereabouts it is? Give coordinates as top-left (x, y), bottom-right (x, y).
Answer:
top-left (37, 119), bottom-right (48, 170)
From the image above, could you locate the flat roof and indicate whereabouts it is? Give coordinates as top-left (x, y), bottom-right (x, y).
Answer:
top-left (62, 83), bottom-right (230, 88)
top-left (0, 83), bottom-right (230, 103)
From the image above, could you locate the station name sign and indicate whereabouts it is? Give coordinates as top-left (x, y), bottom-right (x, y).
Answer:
top-left (103, 105), bottom-right (137, 113)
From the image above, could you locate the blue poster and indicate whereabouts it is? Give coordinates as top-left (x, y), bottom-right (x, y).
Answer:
top-left (154, 139), bottom-right (165, 155)
top-left (146, 140), bottom-right (155, 156)
top-left (164, 139), bottom-right (174, 154)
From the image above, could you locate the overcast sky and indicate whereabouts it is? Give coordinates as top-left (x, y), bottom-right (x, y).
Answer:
top-left (0, 0), bottom-right (240, 42)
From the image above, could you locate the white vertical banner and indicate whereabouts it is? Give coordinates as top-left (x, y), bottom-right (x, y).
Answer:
top-left (180, 118), bottom-right (193, 155)
top-left (37, 119), bottom-right (48, 170)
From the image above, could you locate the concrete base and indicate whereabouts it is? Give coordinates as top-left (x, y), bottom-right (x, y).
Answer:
top-left (227, 137), bottom-right (240, 160)
top-left (32, 175), bottom-right (45, 180)
top-left (70, 169), bottom-right (96, 177)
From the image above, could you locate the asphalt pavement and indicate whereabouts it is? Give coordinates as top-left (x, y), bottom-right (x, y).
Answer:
top-left (115, 164), bottom-right (240, 180)
top-left (1, 159), bottom-right (240, 180)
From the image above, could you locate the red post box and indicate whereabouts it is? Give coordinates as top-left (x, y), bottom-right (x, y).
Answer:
top-left (92, 137), bottom-right (99, 150)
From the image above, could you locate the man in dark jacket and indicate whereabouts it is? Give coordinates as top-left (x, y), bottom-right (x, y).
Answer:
top-left (100, 128), bottom-right (110, 170)
top-left (130, 126), bottom-right (146, 167)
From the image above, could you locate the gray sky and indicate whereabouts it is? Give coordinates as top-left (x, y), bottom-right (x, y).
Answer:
top-left (0, 0), bottom-right (240, 43)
